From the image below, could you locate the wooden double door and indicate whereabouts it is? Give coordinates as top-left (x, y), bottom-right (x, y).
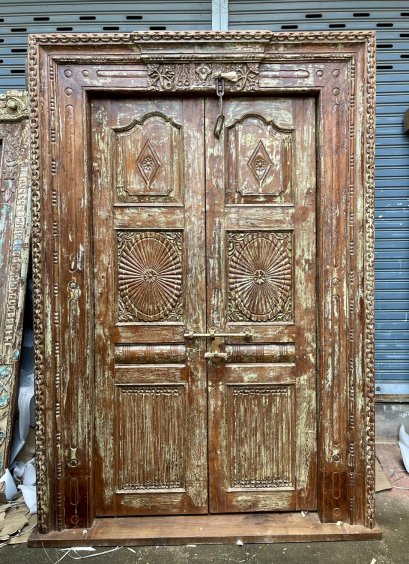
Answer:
top-left (91, 94), bottom-right (317, 517)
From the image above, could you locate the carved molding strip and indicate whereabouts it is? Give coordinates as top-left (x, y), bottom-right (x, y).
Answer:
top-left (29, 32), bottom-right (49, 533)
top-left (364, 32), bottom-right (376, 529)
top-left (0, 90), bottom-right (30, 476)
top-left (226, 344), bottom-right (295, 364)
top-left (115, 345), bottom-right (186, 364)
top-left (29, 30), bottom-right (376, 46)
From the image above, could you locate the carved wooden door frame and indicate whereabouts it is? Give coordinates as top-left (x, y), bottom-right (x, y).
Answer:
top-left (29, 30), bottom-right (377, 541)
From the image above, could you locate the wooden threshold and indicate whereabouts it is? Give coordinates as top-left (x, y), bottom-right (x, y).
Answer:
top-left (29, 513), bottom-right (382, 547)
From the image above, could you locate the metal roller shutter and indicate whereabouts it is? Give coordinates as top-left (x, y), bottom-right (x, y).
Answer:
top-left (229, 1), bottom-right (409, 394)
top-left (0, 1), bottom-right (407, 393)
top-left (0, 0), bottom-right (212, 91)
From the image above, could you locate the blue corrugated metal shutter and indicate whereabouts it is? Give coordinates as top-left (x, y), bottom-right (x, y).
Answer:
top-left (229, 1), bottom-right (409, 394)
top-left (0, 1), bottom-right (212, 91)
top-left (0, 1), bottom-right (408, 393)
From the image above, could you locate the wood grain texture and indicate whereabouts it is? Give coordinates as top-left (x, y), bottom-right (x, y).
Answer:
top-left (91, 96), bottom-right (207, 516)
top-left (29, 512), bottom-right (382, 547)
top-left (207, 96), bottom-right (317, 514)
top-left (0, 90), bottom-right (30, 474)
top-left (29, 31), bottom-right (376, 538)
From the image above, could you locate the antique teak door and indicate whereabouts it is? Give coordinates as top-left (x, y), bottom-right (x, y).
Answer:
top-left (30, 31), bottom-right (379, 544)
top-left (91, 95), bottom-right (316, 516)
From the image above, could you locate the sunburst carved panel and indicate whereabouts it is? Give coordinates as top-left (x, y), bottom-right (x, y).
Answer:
top-left (113, 111), bottom-right (182, 203)
top-left (226, 114), bottom-right (293, 204)
top-left (117, 231), bottom-right (183, 322)
top-left (228, 232), bottom-right (293, 322)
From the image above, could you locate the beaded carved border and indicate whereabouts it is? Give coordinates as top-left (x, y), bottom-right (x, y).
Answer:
top-left (363, 32), bottom-right (376, 530)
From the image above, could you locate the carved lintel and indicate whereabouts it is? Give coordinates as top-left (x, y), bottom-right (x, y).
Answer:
top-left (147, 62), bottom-right (259, 92)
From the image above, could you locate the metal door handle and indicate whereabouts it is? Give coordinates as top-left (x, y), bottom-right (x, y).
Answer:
top-left (204, 351), bottom-right (228, 360)
top-left (184, 330), bottom-right (253, 340)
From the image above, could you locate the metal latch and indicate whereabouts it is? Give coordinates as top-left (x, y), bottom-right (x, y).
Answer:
top-left (205, 337), bottom-right (227, 364)
top-left (184, 330), bottom-right (253, 340)
top-left (213, 71), bottom-right (239, 139)
top-left (204, 351), bottom-right (228, 361)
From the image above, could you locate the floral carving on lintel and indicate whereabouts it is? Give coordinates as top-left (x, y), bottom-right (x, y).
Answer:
top-left (147, 62), bottom-right (259, 92)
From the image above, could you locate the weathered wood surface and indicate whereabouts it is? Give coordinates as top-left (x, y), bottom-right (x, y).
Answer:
top-left (29, 30), bottom-right (376, 542)
top-left (92, 96), bottom-right (207, 516)
top-left (28, 512), bottom-right (382, 547)
top-left (0, 90), bottom-right (30, 475)
top-left (206, 96), bottom-right (317, 513)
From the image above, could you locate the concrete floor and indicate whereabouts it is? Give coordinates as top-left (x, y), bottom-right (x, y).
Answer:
top-left (1, 490), bottom-right (408, 564)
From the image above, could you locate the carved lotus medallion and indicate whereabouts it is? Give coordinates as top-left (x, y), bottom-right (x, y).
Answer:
top-left (117, 231), bottom-right (183, 322)
top-left (136, 139), bottom-right (161, 188)
top-left (248, 140), bottom-right (273, 185)
top-left (228, 232), bottom-right (293, 322)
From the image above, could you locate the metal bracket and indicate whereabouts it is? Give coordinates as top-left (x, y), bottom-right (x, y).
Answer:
top-left (184, 330), bottom-right (253, 340)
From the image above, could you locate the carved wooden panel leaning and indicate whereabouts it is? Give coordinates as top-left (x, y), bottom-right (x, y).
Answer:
top-left (28, 31), bottom-right (377, 545)
top-left (0, 90), bottom-right (30, 476)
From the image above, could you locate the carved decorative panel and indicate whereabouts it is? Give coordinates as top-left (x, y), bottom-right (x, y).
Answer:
top-left (117, 385), bottom-right (186, 491)
top-left (227, 384), bottom-right (294, 489)
top-left (117, 231), bottom-right (183, 323)
top-left (148, 62), bottom-right (259, 92)
top-left (226, 114), bottom-right (293, 204)
top-left (114, 112), bottom-right (182, 203)
top-left (228, 232), bottom-right (293, 322)
top-left (0, 91), bottom-right (30, 475)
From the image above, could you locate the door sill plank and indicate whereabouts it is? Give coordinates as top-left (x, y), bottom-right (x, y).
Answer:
top-left (29, 513), bottom-right (382, 547)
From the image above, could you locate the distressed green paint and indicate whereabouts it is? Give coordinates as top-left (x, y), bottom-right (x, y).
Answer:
top-left (0, 91), bottom-right (30, 474)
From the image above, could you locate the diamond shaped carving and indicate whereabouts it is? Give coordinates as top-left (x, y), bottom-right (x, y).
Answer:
top-left (247, 140), bottom-right (273, 185)
top-left (136, 140), bottom-right (161, 188)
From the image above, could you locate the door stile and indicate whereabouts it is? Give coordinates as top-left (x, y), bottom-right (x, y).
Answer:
top-left (204, 96), bottom-right (228, 511)
top-left (292, 97), bottom-right (318, 510)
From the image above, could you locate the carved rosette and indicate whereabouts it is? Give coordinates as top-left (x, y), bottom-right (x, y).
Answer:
top-left (248, 140), bottom-right (273, 185)
top-left (0, 90), bottom-right (29, 122)
top-left (147, 62), bottom-right (259, 91)
top-left (136, 140), bottom-right (161, 188)
top-left (117, 231), bottom-right (183, 322)
top-left (228, 232), bottom-right (293, 322)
